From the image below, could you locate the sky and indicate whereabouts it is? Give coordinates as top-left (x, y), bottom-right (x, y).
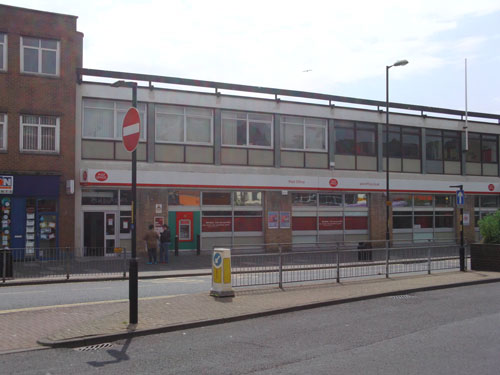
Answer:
top-left (4, 0), bottom-right (500, 116)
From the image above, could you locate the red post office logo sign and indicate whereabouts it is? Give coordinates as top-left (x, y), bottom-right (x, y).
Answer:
top-left (95, 171), bottom-right (108, 182)
top-left (329, 178), bottom-right (339, 187)
top-left (488, 184), bottom-right (495, 192)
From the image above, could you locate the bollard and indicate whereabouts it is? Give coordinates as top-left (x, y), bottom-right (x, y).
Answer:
top-left (210, 248), bottom-right (234, 298)
top-left (196, 234), bottom-right (201, 256)
top-left (175, 235), bottom-right (179, 256)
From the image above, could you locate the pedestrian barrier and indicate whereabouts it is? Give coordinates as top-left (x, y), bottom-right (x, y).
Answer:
top-left (230, 242), bottom-right (468, 288)
top-left (1, 247), bottom-right (129, 282)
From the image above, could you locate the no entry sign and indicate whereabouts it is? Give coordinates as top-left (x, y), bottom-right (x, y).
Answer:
top-left (122, 107), bottom-right (141, 152)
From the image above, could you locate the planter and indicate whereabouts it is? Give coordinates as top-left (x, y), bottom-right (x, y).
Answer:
top-left (470, 243), bottom-right (500, 271)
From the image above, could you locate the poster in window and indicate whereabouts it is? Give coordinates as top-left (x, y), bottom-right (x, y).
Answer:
top-left (268, 211), bottom-right (279, 229)
top-left (280, 212), bottom-right (290, 229)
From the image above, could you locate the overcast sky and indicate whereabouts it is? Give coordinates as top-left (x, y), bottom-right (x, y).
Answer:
top-left (5, 0), bottom-right (500, 115)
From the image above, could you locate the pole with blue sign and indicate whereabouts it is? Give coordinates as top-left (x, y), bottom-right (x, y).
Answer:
top-left (450, 184), bottom-right (465, 271)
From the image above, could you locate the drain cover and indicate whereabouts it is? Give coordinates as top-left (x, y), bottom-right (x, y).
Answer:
top-left (74, 343), bottom-right (114, 351)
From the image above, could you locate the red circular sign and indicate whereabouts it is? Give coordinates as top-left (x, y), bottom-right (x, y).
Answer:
top-left (488, 184), bottom-right (495, 192)
top-left (95, 171), bottom-right (108, 182)
top-left (329, 178), bottom-right (338, 187)
top-left (122, 107), bottom-right (141, 152)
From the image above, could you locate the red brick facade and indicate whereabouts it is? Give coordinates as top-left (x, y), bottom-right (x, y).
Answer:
top-left (0, 5), bottom-right (83, 247)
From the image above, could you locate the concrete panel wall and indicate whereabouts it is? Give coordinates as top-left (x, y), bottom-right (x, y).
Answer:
top-left (403, 159), bottom-right (421, 173)
top-left (155, 144), bottom-right (184, 162)
top-left (82, 140), bottom-right (114, 159)
top-left (221, 148), bottom-right (247, 165)
top-left (186, 146), bottom-right (213, 164)
top-left (444, 161), bottom-right (461, 175)
top-left (335, 155), bottom-right (355, 169)
top-left (358, 156), bottom-right (377, 171)
top-left (305, 153), bottom-right (328, 169)
top-left (248, 149), bottom-right (274, 166)
top-left (281, 151), bottom-right (304, 168)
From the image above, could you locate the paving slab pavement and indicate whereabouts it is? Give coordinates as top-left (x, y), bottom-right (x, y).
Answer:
top-left (2, 270), bottom-right (498, 354)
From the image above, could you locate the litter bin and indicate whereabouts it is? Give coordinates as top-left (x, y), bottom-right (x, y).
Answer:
top-left (357, 242), bottom-right (372, 261)
top-left (1, 249), bottom-right (13, 278)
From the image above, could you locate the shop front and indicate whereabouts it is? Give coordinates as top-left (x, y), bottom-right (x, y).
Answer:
top-left (1, 175), bottom-right (59, 259)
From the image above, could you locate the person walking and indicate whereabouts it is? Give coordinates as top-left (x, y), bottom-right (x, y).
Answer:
top-left (159, 224), bottom-right (171, 264)
top-left (143, 224), bottom-right (159, 264)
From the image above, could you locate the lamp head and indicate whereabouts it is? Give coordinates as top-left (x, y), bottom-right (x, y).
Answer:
top-left (393, 59), bottom-right (409, 67)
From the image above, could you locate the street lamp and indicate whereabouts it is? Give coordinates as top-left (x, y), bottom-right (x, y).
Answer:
top-left (112, 79), bottom-right (139, 324)
top-left (385, 60), bottom-right (408, 245)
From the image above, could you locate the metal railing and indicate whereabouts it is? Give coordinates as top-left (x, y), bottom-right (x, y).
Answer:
top-left (1, 248), bottom-right (129, 282)
top-left (231, 242), bottom-right (467, 288)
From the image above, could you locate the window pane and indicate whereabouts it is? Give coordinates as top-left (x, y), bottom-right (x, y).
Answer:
top-left (482, 135), bottom-right (498, 163)
top-left (249, 122), bottom-right (271, 147)
top-left (23, 125), bottom-right (38, 150)
top-left (248, 113), bottom-right (272, 122)
top-left (305, 126), bottom-right (325, 150)
top-left (480, 195), bottom-right (498, 207)
top-left (23, 47), bottom-right (38, 72)
top-left (156, 113), bottom-right (183, 142)
top-left (234, 191), bottom-right (262, 206)
top-left (186, 116), bottom-right (211, 143)
top-left (345, 194), bottom-right (367, 207)
top-left (402, 128), bottom-right (420, 158)
top-left (41, 50), bottom-right (56, 74)
top-left (393, 212), bottom-right (412, 228)
top-left (81, 190), bottom-right (118, 205)
top-left (281, 123), bottom-right (303, 149)
top-left (234, 216), bottom-right (262, 231)
top-left (392, 194), bottom-right (412, 207)
top-left (357, 128), bottom-right (376, 156)
top-left (414, 212), bottom-right (433, 228)
top-left (335, 126), bottom-right (355, 154)
top-left (443, 133), bottom-right (460, 161)
top-left (435, 212), bottom-right (454, 228)
top-left (319, 194), bottom-right (343, 206)
top-left (383, 128), bottom-right (401, 157)
top-left (83, 107), bottom-right (114, 138)
top-left (168, 190), bottom-right (200, 206)
top-left (222, 119), bottom-right (246, 145)
top-left (202, 192), bottom-right (231, 205)
top-left (292, 216), bottom-right (317, 230)
top-left (292, 193), bottom-right (317, 206)
top-left (120, 190), bottom-right (132, 205)
top-left (426, 132), bottom-right (442, 160)
top-left (41, 39), bottom-right (58, 49)
top-left (466, 134), bottom-right (481, 162)
top-left (40, 127), bottom-right (55, 151)
top-left (38, 199), bottom-right (57, 212)
top-left (435, 195), bottom-right (454, 208)
top-left (23, 37), bottom-right (39, 47)
top-left (414, 195), bottom-right (433, 206)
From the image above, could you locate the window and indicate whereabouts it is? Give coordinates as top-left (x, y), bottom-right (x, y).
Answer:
top-left (402, 127), bottom-right (420, 159)
top-left (482, 135), bottom-right (498, 163)
top-left (291, 193), bottom-right (317, 206)
top-left (0, 33), bottom-right (6, 71)
top-left (335, 121), bottom-right (376, 156)
top-left (0, 114), bottom-right (6, 150)
top-left (168, 190), bottom-right (200, 206)
top-left (383, 125), bottom-right (402, 158)
top-left (281, 116), bottom-right (327, 151)
top-left (202, 192), bottom-right (231, 205)
top-left (426, 129), bottom-right (461, 174)
top-left (156, 105), bottom-right (213, 145)
top-left (234, 191), bottom-right (262, 206)
top-left (222, 111), bottom-right (272, 148)
top-left (83, 99), bottom-right (147, 140)
top-left (20, 115), bottom-right (59, 152)
top-left (443, 131), bottom-right (461, 161)
top-left (466, 133), bottom-right (499, 175)
top-left (20, 36), bottom-right (59, 76)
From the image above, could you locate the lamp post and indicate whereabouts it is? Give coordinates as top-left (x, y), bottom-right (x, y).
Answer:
top-left (385, 60), bottom-right (408, 244)
top-left (112, 80), bottom-right (139, 324)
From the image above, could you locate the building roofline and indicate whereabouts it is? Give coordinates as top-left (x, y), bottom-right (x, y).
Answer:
top-left (0, 4), bottom-right (78, 19)
top-left (77, 68), bottom-right (500, 123)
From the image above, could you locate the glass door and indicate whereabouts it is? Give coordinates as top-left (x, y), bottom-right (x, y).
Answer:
top-left (105, 212), bottom-right (117, 256)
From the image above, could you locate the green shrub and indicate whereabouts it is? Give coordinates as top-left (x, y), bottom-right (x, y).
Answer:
top-left (479, 210), bottom-right (500, 244)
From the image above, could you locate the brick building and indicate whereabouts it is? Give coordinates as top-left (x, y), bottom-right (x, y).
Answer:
top-left (0, 5), bottom-right (83, 256)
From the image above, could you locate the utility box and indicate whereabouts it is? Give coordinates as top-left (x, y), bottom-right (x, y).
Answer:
top-left (210, 248), bottom-right (234, 298)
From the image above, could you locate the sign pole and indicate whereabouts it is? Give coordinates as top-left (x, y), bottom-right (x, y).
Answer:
top-left (450, 184), bottom-right (465, 272)
top-left (130, 83), bottom-right (138, 324)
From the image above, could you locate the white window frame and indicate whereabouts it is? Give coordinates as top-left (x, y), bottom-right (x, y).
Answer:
top-left (0, 33), bottom-right (7, 72)
top-left (0, 114), bottom-right (7, 150)
top-left (82, 99), bottom-right (147, 141)
top-left (155, 105), bottom-right (213, 146)
top-left (19, 115), bottom-right (60, 153)
top-left (221, 111), bottom-right (273, 149)
top-left (20, 36), bottom-right (60, 76)
top-left (281, 116), bottom-right (327, 152)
